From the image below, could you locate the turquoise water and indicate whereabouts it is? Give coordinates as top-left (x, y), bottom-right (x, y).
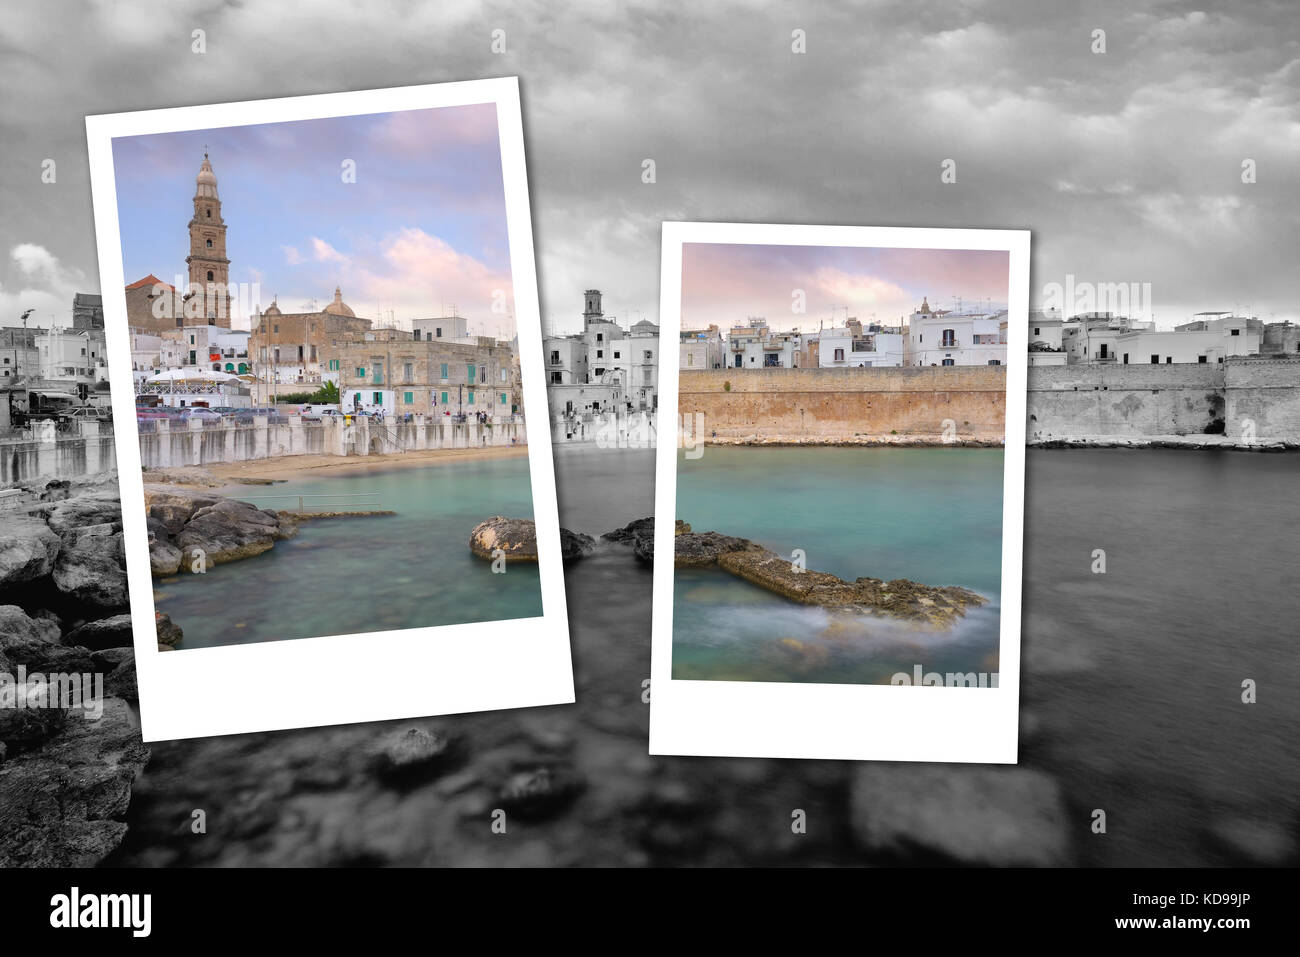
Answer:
top-left (154, 456), bottom-right (542, 649)
top-left (672, 446), bottom-right (1005, 684)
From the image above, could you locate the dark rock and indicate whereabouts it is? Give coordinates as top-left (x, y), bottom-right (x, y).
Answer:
top-left (0, 604), bottom-right (63, 664)
top-left (496, 764), bottom-right (585, 821)
top-left (372, 727), bottom-right (457, 787)
top-left (90, 647), bottom-right (134, 670)
top-left (559, 527), bottom-right (596, 562)
top-left (143, 485), bottom-right (221, 535)
top-left (0, 515), bottom-right (61, 588)
top-left (52, 524), bottom-right (128, 608)
top-left (850, 764), bottom-right (1072, 866)
top-left (0, 681), bottom-right (68, 751)
top-left (44, 492), bottom-right (122, 536)
top-left (602, 517), bottom-right (691, 563)
top-left (175, 497), bottom-right (282, 568)
top-left (469, 516), bottom-right (538, 562)
top-left (0, 698), bottom-right (150, 867)
top-left (675, 531), bottom-right (767, 567)
top-left (64, 614), bottom-right (133, 651)
top-left (155, 613), bottom-right (183, 648)
top-left (104, 655), bottom-right (138, 703)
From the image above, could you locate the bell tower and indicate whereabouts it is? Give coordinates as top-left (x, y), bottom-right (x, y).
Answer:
top-left (186, 153), bottom-right (230, 326)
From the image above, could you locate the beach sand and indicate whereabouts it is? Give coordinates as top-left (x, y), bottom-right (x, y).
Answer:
top-left (178, 444), bottom-right (530, 484)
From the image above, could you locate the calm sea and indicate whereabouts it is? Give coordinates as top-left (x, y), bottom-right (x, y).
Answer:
top-left (672, 446), bottom-right (1005, 684)
top-left (152, 456), bottom-right (542, 648)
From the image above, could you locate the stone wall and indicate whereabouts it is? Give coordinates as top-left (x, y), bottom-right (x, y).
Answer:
top-left (1025, 363), bottom-right (1225, 441)
top-left (1224, 358), bottom-right (1300, 444)
top-left (678, 367), bottom-right (1006, 442)
top-left (0, 421), bottom-right (115, 485)
top-left (136, 414), bottom-right (527, 469)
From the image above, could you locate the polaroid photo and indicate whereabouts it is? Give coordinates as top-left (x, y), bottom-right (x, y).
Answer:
top-left (86, 77), bottom-right (573, 741)
top-left (650, 222), bottom-right (1029, 763)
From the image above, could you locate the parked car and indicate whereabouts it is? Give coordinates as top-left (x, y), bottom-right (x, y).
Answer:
top-left (232, 406), bottom-right (288, 424)
top-left (59, 405), bottom-right (112, 422)
top-left (179, 407), bottom-right (224, 420)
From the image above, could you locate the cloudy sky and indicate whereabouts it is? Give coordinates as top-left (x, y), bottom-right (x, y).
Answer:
top-left (110, 104), bottom-right (514, 333)
top-left (682, 243), bottom-right (1010, 331)
top-left (0, 0), bottom-right (1296, 335)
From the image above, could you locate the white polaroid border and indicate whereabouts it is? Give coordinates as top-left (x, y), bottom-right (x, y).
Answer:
top-left (650, 221), bottom-right (1029, 763)
top-left (86, 77), bottom-right (573, 742)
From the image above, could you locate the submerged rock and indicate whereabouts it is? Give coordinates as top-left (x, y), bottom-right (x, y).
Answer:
top-left (601, 517), bottom-right (691, 563)
top-left (656, 521), bottom-right (987, 626)
top-left (372, 727), bottom-right (458, 787)
top-left (175, 498), bottom-right (283, 569)
top-left (155, 613), bottom-right (183, 648)
top-left (496, 763), bottom-right (585, 821)
top-left (850, 764), bottom-right (1072, 866)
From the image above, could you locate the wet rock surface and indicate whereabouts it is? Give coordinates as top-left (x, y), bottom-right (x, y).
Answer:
top-left (470, 517), bottom-right (595, 563)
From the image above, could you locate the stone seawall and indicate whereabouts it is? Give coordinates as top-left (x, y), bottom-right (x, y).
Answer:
top-left (678, 359), bottom-right (1300, 448)
top-left (136, 415), bottom-right (527, 470)
top-left (679, 367), bottom-right (1006, 443)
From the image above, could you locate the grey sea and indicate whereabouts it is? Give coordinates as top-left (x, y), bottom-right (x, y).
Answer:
top-left (151, 455), bottom-right (542, 649)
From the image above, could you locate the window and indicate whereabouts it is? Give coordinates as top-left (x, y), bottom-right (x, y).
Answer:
top-left (613, 351), bottom-right (620, 359)
top-left (987, 359), bottom-right (1001, 366)
top-left (500, 393), bottom-right (507, 405)
top-left (1230, 328), bottom-right (1240, 336)
top-left (687, 353), bottom-right (694, 366)
top-left (1198, 355), bottom-right (1208, 364)
top-left (1123, 353), bottom-right (1129, 364)
top-left (372, 392), bottom-right (383, 405)
top-left (403, 362), bottom-right (413, 382)
top-left (440, 363), bottom-right (448, 379)
top-left (1034, 327), bottom-right (1041, 336)
top-left (942, 358), bottom-right (955, 366)
top-left (644, 350), bottom-right (653, 361)
top-left (834, 348), bottom-right (845, 361)
top-left (356, 367), bottom-right (366, 377)
top-left (1166, 357), bottom-right (1173, 364)
top-left (328, 359), bottom-right (339, 371)
top-left (550, 350), bottom-right (560, 364)
top-left (941, 329), bottom-right (956, 347)
top-left (206, 239), bottom-right (213, 248)
top-left (207, 270), bottom-right (214, 281)
top-left (373, 361), bottom-right (384, 384)
top-left (550, 371), bottom-right (562, 384)
top-left (467, 390), bottom-right (475, 405)
top-left (435, 327), bottom-right (443, 338)
top-left (596, 333), bottom-right (603, 342)
top-left (440, 392), bottom-right (448, 404)
top-left (597, 350), bottom-right (603, 358)
top-left (1150, 355), bottom-right (1160, 364)
top-left (188, 350), bottom-right (196, 364)
top-left (467, 363), bottom-right (476, 382)
top-left (273, 324), bottom-right (279, 333)
top-left (205, 209), bottom-right (210, 218)
top-left (480, 366), bottom-right (486, 383)
top-left (404, 391), bottom-right (414, 404)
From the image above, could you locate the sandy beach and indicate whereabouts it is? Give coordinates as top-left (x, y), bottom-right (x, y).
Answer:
top-left (153, 444), bottom-right (531, 485)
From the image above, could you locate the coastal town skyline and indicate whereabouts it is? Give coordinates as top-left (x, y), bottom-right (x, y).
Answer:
top-left (109, 105), bottom-right (517, 337)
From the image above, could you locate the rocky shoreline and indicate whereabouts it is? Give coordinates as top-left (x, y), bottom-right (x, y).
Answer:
top-left (0, 472), bottom-right (150, 865)
top-left (600, 517), bottom-right (986, 627)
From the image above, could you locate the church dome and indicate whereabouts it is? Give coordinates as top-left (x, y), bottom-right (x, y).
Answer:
top-left (196, 154), bottom-right (218, 198)
top-left (262, 298), bottom-right (282, 317)
top-left (323, 286), bottom-right (355, 317)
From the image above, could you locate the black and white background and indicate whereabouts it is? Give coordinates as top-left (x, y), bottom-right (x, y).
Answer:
top-left (0, 0), bottom-right (1297, 869)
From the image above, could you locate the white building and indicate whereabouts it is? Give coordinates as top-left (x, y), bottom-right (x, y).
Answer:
top-left (818, 320), bottom-right (905, 368)
top-left (544, 334), bottom-right (588, 385)
top-left (1028, 310), bottom-right (1068, 366)
top-left (906, 298), bottom-right (1007, 367)
top-left (726, 318), bottom-right (804, 369)
top-left (1114, 313), bottom-right (1261, 365)
top-left (412, 315), bottom-right (472, 343)
top-left (35, 328), bottom-right (108, 385)
top-left (680, 326), bottom-right (725, 370)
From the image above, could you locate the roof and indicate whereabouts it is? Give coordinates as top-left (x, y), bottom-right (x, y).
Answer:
top-left (125, 274), bottom-right (175, 292)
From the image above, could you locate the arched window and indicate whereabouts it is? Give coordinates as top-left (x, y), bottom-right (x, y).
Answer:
top-left (206, 239), bottom-right (213, 248)
top-left (207, 270), bottom-right (214, 281)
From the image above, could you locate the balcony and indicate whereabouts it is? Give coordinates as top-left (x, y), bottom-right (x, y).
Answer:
top-left (938, 338), bottom-right (960, 350)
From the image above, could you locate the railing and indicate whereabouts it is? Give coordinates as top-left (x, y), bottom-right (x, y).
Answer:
top-left (230, 491), bottom-right (384, 514)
